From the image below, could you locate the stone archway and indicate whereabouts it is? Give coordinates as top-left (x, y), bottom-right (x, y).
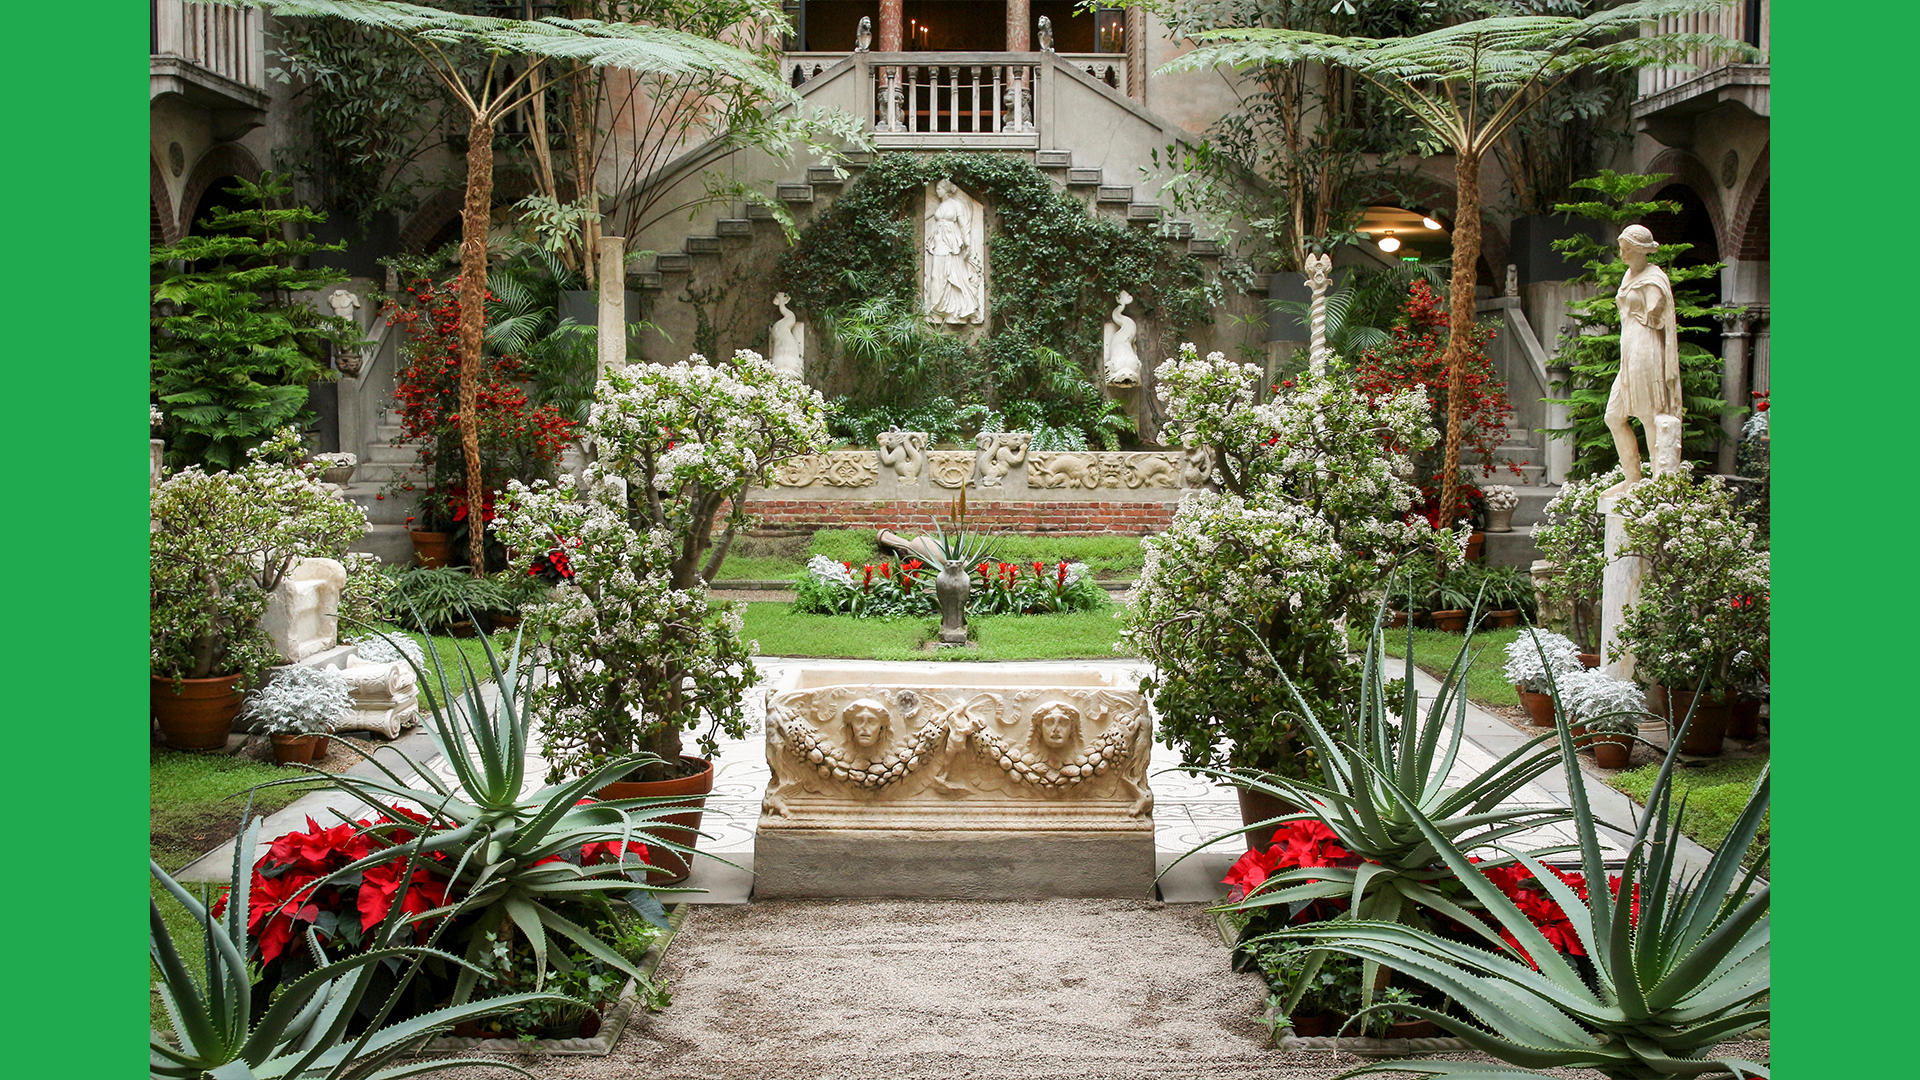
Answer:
top-left (1639, 148), bottom-right (1727, 256)
top-left (176, 143), bottom-right (263, 237)
top-left (1728, 145), bottom-right (1769, 263)
top-left (152, 156), bottom-right (180, 247)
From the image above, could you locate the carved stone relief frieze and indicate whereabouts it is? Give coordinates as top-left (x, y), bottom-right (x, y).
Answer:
top-left (928, 450), bottom-right (975, 490)
top-left (772, 451), bottom-right (881, 488)
top-left (968, 432), bottom-right (1030, 488)
top-left (876, 430), bottom-right (929, 483)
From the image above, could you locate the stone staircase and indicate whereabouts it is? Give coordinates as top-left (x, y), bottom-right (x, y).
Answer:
top-left (1472, 421), bottom-right (1556, 569)
top-left (635, 147), bottom-right (1225, 293)
top-left (343, 419), bottom-right (421, 564)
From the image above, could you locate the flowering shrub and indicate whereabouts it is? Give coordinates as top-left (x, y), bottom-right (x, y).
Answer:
top-left (1501, 628), bottom-right (1583, 693)
top-left (1615, 473), bottom-right (1770, 695)
top-left (1533, 466), bottom-right (1622, 651)
top-left (150, 429), bottom-right (369, 682)
top-left (495, 470), bottom-right (760, 779)
top-left (1125, 346), bottom-right (1438, 775)
top-left (792, 555), bottom-right (936, 617)
top-left (337, 552), bottom-right (394, 641)
top-left (1351, 279), bottom-right (1519, 524)
top-left (383, 275), bottom-right (576, 533)
top-left (589, 351), bottom-right (831, 589)
top-left (241, 665), bottom-right (352, 736)
top-left (970, 559), bottom-right (1107, 616)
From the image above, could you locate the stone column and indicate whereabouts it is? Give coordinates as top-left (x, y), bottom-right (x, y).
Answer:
top-left (596, 236), bottom-right (626, 378)
top-left (1544, 362), bottom-right (1573, 485)
top-left (1125, 5), bottom-right (1147, 103)
top-left (878, 0), bottom-right (902, 51)
top-left (1597, 490), bottom-right (1644, 681)
top-left (1749, 307), bottom-right (1770, 394)
top-left (1007, 0), bottom-right (1030, 50)
top-left (1716, 311), bottom-right (1755, 474)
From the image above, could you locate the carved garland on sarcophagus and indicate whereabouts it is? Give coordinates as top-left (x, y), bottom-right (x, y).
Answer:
top-left (771, 451), bottom-right (881, 488)
top-left (761, 686), bottom-right (1154, 818)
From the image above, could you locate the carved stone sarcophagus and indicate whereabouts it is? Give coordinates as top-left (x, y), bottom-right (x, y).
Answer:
top-left (754, 663), bottom-right (1156, 898)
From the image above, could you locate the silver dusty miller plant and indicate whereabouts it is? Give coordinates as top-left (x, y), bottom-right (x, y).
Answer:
top-left (241, 664), bottom-right (352, 736)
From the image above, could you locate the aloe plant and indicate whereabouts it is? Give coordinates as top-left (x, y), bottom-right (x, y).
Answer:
top-left (150, 812), bottom-right (562, 1079)
top-left (265, 626), bottom-right (705, 1002)
top-left (1187, 611), bottom-right (1575, 1016)
top-left (1267, 694), bottom-right (1771, 1078)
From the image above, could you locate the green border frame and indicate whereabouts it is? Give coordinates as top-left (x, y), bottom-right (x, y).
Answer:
top-left (7, 0), bottom-right (1903, 1069)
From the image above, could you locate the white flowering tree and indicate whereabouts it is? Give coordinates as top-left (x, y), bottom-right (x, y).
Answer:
top-left (1615, 473), bottom-right (1769, 697)
top-left (151, 428), bottom-right (369, 682)
top-left (1533, 466), bottom-right (1622, 652)
top-left (1125, 346), bottom-right (1436, 775)
top-left (590, 351), bottom-right (831, 590)
top-left (493, 350), bottom-right (829, 779)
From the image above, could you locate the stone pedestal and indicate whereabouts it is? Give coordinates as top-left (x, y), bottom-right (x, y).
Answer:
top-left (756, 664), bottom-right (1155, 899)
top-left (1597, 492), bottom-right (1645, 680)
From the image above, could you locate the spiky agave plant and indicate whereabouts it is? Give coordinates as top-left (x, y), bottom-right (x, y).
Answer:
top-left (1181, 608), bottom-right (1576, 1017)
top-left (1270, 695), bottom-right (1770, 1079)
top-left (264, 626), bottom-right (706, 1003)
top-left (150, 812), bottom-right (564, 1079)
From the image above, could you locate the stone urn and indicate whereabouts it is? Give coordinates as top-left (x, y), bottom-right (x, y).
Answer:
top-left (1484, 484), bottom-right (1519, 533)
top-left (935, 559), bottom-right (970, 645)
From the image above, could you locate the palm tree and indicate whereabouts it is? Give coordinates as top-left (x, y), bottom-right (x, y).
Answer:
top-left (230, 1), bottom-right (796, 572)
top-left (1163, 0), bottom-right (1749, 532)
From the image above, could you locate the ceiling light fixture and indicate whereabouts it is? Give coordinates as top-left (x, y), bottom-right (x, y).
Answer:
top-left (1377, 231), bottom-right (1402, 253)
top-left (1421, 215), bottom-right (1444, 231)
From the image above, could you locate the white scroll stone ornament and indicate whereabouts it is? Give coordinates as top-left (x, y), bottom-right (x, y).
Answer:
top-left (769, 292), bottom-right (806, 379)
top-left (1103, 290), bottom-right (1142, 387)
top-left (260, 557), bottom-right (420, 738)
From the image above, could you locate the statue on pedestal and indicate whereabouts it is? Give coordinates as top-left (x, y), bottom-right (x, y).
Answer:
top-left (1102, 290), bottom-right (1141, 387)
top-left (1604, 224), bottom-right (1683, 494)
top-left (769, 292), bottom-right (806, 379)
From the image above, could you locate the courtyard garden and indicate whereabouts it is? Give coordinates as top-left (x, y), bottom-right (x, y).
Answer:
top-left (136, 2), bottom-right (1785, 1078)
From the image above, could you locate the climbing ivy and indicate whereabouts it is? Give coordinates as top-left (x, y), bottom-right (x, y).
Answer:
top-left (777, 153), bottom-right (1223, 448)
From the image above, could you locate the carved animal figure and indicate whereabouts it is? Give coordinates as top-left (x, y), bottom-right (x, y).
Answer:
top-left (877, 429), bottom-right (928, 482)
top-left (769, 292), bottom-right (806, 379)
top-left (1103, 290), bottom-right (1142, 387)
top-left (1125, 454), bottom-right (1179, 489)
top-left (854, 15), bottom-right (872, 51)
top-left (969, 432), bottom-right (1029, 488)
top-left (1029, 452), bottom-right (1098, 489)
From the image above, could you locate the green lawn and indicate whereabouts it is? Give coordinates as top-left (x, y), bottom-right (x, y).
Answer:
top-left (1607, 756), bottom-right (1770, 865)
top-left (719, 528), bottom-right (1146, 582)
top-left (743, 602), bottom-right (1129, 660)
top-left (1366, 625), bottom-right (1521, 709)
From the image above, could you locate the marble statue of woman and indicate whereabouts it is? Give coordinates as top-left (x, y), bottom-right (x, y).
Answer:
top-left (1605, 224), bottom-right (1683, 492)
top-left (769, 292), bottom-right (806, 379)
top-left (923, 179), bottom-right (985, 325)
top-left (1103, 290), bottom-right (1141, 387)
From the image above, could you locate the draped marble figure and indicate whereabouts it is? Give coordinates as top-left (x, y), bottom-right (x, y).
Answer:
top-left (923, 179), bottom-right (986, 326)
top-left (1605, 224), bottom-right (1684, 491)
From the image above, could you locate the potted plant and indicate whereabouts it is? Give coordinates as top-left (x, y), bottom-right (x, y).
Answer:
top-left (1559, 668), bottom-right (1649, 770)
top-left (311, 451), bottom-right (358, 486)
top-left (1124, 347), bottom-right (1437, 850)
top-left (150, 429), bottom-right (367, 749)
top-left (494, 350), bottom-right (830, 881)
top-left (1501, 628), bottom-right (1582, 727)
top-left (241, 664), bottom-right (352, 765)
top-left (1483, 484), bottom-right (1519, 533)
top-left (1424, 566), bottom-right (1479, 633)
top-left (1477, 564), bottom-right (1536, 628)
top-left (1614, 474), bottom-right (1769, 757)
top-left (384, 566), bottom-right (507, 637)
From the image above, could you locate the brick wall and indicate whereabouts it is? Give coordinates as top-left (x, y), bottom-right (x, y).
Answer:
top-left (741, 497), bottom-right (1177, 535)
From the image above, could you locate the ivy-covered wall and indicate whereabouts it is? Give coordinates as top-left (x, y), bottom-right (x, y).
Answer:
top-left (771, 152), bottom-right (1251, 448)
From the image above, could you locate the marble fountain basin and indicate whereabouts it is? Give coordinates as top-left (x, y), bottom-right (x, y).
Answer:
top-left (754, 662), bottom-right (1156, 899)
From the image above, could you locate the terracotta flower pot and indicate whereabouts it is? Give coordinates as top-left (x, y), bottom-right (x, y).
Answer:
top-left (1658, 687), bottom-right (1732, 757)
top-left (152, 673), bottom-right (244, 751)
top-left (1236, 786), bottom-right (1304, 853)
top-left (1515, 687), bottom-right (1557, 727)
top-left (1590, 734), bottom-right (1632, 770)
top-left (1385, 609), bottom-right (1409, 629)
top-left (1429, 609), bottom-right (1469, 633)
top-left (1578, 652), bottom-right (1602, 670)
top-left (271, 733), bottom-right (322, 766)
top-left (1728, 696), bottom-right (1763, 740)
top-left (1464, 531), bottom-right (1486, 563)
top-left (410, 529), bottom-right (453, 568)
top-left (1384, 1018), bottom-right (1443, 1039)
top-left (595, 756), bottom-right (714, 884)
top-left (1484, 609), bottom-right (1522, 629)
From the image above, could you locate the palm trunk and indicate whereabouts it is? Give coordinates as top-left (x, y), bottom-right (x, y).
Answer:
top-left (1438, 149), bottom-right (1483, 552)
top-left (457, 114), bottom-right (495, 577)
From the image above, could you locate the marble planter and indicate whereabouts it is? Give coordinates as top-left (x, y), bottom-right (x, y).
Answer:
top-left (756, 662), bottom-right (1155, 898)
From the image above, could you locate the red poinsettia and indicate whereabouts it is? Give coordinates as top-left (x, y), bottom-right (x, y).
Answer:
top-left (1222, 819), bottom-right (1354, 902)
top-left (357, 861), bottom-right (450, 934)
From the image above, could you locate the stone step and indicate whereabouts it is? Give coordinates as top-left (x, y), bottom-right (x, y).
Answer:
top-left (777, 183), bottom-right (815, 203)
top-left (1163, 219), bottom-right (1195, 240)
top-left (350, 522), bottom-right (416, 566)
top-left (715, 218), bottom-right (753, 237)
top-left (746, 202), bottom-right (779, 220)
top-left (1188, 238), bottom-right (1222, 257)
top-left (805, 166), bottom-right (844, 185)
top-left (634, 270), bottom-right (664, 290)
top-left (363, 442), bottom-right (420, 466)
top-left (1096, 185), bottom-right (1132, 204)
top-left (1066, 168), bottom-right (1103, 186)
top-left (1482, 525), bottom-right (1541, 570)
top-left (351, 460), bottom-right (420, 488)
top-left (685, 235), bottom-right (722, 255)
top-left (1126, 203), bottom-right (1162, 223)
top-left (841, 151), bottom-right (874, 168)
top-left (1035, 149), bottom-right (1073, 169)
top-left (342, 482), bottom-right (415, 526)
top-left (656, 252), bottom-right (691, 273)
